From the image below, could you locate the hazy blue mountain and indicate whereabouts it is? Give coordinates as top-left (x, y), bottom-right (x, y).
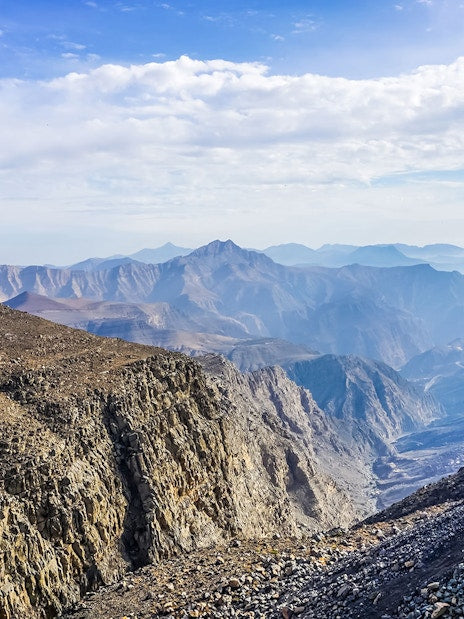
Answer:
top-left (261, 242), bottom-right (464, 272)
top-left (401, 339), bottom-right (464, 417)
top-left (344, 245), bottom-right (423, 267)
top-left (285, 354), bottom-right (441, 443)
top-left (261, 243), bottom-right (318, 266)
top-left (395, 243), bottom-right (464, 273)
top-left (3, 240), bottom-right (464, 367)
top-left (225, 338), bottom-right (318, 371)
top-left (67, 243), bottom-right (193, 271)
top-left (129, 242), bottom-right (193, 264)
top-left (395, 243), bottom-right (464, 259)
top-left (67, 256), bottom-right (134, 271)
top-left (312, 243), bottom-right (359, 266)
top-left (306, 294), bottom-right (431, 367)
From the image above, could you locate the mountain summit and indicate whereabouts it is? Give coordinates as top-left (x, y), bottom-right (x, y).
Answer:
top-left (186, 239), bottom-right (275, 265)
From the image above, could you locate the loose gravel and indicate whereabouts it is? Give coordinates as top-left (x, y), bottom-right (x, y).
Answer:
top-left (61, 502), bottom-right (464, 619)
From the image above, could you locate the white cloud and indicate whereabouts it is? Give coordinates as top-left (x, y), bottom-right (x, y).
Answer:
top-left (1, 55), bottom-right (464, 251)
top-left (271, 34), bottom-right (285, 41)
top-left (62, 41), bottom-right (87, 51)
top-left (292, 18), bottom-right (318, 34)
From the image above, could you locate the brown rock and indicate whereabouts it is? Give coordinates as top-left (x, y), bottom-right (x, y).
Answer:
top-left (431, 602), bottom-right (450, 618)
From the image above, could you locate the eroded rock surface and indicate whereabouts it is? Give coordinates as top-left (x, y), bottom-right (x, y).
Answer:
top-left (0, 304), bottom-right (353, 618)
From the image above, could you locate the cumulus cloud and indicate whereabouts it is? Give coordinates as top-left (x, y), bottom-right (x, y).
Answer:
top-left (1, 55), bottom-right (464, 250)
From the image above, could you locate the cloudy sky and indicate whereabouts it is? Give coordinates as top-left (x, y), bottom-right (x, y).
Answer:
top-left (1, 0), bottom-right (464, 263)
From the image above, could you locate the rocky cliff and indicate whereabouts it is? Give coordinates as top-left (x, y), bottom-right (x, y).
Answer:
top-left (0, 304), bottom-right (353, 618)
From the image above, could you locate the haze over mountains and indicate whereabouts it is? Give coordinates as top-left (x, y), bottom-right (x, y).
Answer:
top-left (4, 239), bottom-right (464, 369)
top-left (2, 242), bottom-right (464, 617)
top-left (260, 242), bottom-right (464, 271)
top-left (402, 339), bottom-right (464, 417)
top-left (67, 243), bottom-right (193, 272)
top-left (3, 239), bottom-right (464, 498)
top-left (60, 240), bottom-right (464, 272)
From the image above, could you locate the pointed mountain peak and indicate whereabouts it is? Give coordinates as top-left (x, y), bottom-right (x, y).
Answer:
top-left (183, 239), bottom-right (278, 267)
top-left (190, 239), bottom-right (243, 257)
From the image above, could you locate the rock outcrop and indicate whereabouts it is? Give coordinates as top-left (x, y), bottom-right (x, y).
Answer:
top-left (0, 304), bottom-right (353, 618)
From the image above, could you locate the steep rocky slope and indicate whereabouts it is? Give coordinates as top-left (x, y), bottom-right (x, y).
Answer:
top-left (285, 354), bottom-right (449, 508)
top-left (62, 469), bottom-right (464, 619)
top-left (197, 355), bottom-right (378, 516)
top-left (402, 338), bottom-right (464, 417)
top-left (0, 304), bottom-right (353, 618)
top-left (286, 354), bottom-right (442, 447)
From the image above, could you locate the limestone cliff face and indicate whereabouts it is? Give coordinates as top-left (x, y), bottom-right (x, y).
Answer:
top-left (0, 305), bottom-right (353, 618)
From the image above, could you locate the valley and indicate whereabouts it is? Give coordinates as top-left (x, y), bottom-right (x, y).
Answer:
top-left (3, 3), bottom-right (464, 616)
top-left (1, 241), bottom-right (464, 618)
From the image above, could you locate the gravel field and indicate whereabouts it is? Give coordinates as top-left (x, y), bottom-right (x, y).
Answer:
top-left (62, 501), bottom-right (462, 619)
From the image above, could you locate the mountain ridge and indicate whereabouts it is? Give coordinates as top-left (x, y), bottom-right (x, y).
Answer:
top-left (0, 303), bottom-right (356, 618)
top-left (4, 240), bottom-right (464, 367)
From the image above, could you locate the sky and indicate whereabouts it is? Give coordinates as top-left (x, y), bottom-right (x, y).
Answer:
top-left (1, 0), bottom-right (464, 263)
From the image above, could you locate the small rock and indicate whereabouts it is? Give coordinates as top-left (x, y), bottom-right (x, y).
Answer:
top-left (337, 584), bottom-right (351, 599)
top-left (404, 560), bottom-right (415, 569)
top-left (431, 602), bottom-right (450, 619)
top-left (427, 582), bottom-right (441, 591)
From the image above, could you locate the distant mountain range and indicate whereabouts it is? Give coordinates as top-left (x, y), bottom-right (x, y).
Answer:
top-left (4, 239), bottom-right (464, 367)
top-left (401, 339), bottom-right (464, 417)
top-left (262, 242), bottom-right (464, 271)
top-left (3, 241), bottom-right (464, 507)
top-left (285, 354), bottom-right (449, 506)
top-left (286, 354), bottom-right (439, 440)
top-left (51, 240), bottom-right (464, 273)
top-left (67, 242), bottom-right (193, 271)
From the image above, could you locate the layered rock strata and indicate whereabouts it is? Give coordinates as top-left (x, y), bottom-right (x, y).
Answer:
top-left (0, 305), bottom-right (352, 618)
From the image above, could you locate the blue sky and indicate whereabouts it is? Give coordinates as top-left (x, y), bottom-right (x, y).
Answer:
top-left (2, 0), bottom-right (463, 79)
top-left (1, 0), bottom-right (464, 263)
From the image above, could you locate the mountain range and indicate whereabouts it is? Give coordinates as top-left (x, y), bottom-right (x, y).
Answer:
top-left (3, 239), bottom-right (464, 495)
top-left (61, 240), bottom-right (464, 272)
top-left (4, 239), bottom-right (464, 367)
top-left (2, 241), bottom-right (464, 617)
top-left (0, 298), bottom-right (463, 618)
top-left (401, 338), bottom-right (464, 417)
